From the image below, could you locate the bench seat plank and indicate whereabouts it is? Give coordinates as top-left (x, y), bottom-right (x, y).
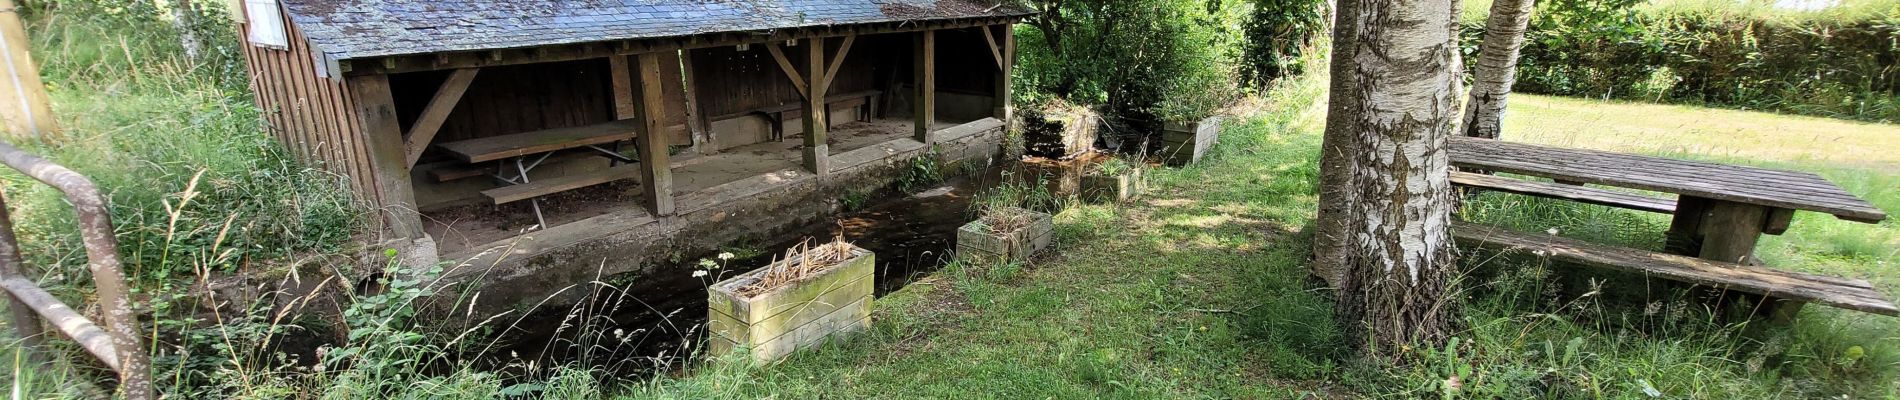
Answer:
top-left (710, 90), bottom-right (882, 121)
top-left (1453, 171), bottom-right (1677, 214)
top-left (482, 163), bottom-right (642, 205)
top-left (439, 120), bottom-right (639, 163)
top-left (1453, 222), bottom-right (1899, 316)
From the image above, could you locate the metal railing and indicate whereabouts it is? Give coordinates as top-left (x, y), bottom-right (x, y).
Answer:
top-left (0, 140), bottom-right (150, 399)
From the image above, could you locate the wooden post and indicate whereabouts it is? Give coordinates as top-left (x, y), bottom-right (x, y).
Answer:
top-left (1697, 200), bottom-right (1767, 265)
top-left (1664, 196), bottom-right (1711, 256)
top-left (678, 50), bottom-right (711, 149)
top-left (346, 74), bottom-right (425, 240)
top-left (635, 52), bottom-right (675, 216)
top-left (0, 0), bottom-right (57, 140)
top-left (803, 39), bottom-right (829, 174)
top-left (990, 24), bottom-right (1014, 123)
top-left (912, 30), bottom-right (935, 143)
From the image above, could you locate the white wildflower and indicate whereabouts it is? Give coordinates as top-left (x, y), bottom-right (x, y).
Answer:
top-left (1545, 227), bottom-right (1560, 235)
top-left (717, 252), bottom-right (735, 261)
top-left (692, 270), bottom-right (709, 278)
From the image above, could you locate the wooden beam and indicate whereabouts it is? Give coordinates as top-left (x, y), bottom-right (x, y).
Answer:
top-left (764, 42), bottom-right (810, 99)
top-left (346, 74), bottom-right (425, 239)
top-left (803, 39), bottom-right (830, 174)
top-left (339, 17), bottom-right (1030, 76)
top-left (635, 52), bottom-right (676, 216)
top-left (913, 30), bottom-right (936, 142)
top-left (678, 49), bottom-right (711, 149)
top-left (819, 34), bottom-right (857, 92)
top-left (981, 26), bottom-right (1005, 71)
top-left (402, 68), bottom-right (480, 167)
top-left (992, 24), bottom-right (1015, 122)
top-left (609, 55), bottom-right (638, 119)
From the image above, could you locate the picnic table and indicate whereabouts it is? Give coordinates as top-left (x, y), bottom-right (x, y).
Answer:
top-left (436, 119), bottom-right (644, 227)
top-left (1447, 136), bottom-right (1896, 318)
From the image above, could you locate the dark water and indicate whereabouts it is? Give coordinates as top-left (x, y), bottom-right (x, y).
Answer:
top-left (481, 166), bottom-right (1021, 379)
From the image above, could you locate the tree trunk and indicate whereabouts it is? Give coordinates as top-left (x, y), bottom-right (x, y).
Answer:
top-left (1460, 0), bottom-right (1535, 139)
top-left (1311, 0), bottom-right (1362, 288)
top-left (169, 0), bottom-right (202, 62)
top-left (1333, 0), bottom-right (1465, 359)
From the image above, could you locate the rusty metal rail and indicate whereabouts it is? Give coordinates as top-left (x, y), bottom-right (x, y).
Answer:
top-left (0, 140), bottom-right (151, 399)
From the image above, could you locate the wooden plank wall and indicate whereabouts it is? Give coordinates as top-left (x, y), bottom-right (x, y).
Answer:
top-left (690, 38), bottom-right (878, 118)
top-left (238, 3), bottom-right (382, 206)
top-left (935, 28), bottom-right (999, 96)
top-left (388, 60), bottom-right (612, 164)
top-left (388, 54), bottom-right (691, 165)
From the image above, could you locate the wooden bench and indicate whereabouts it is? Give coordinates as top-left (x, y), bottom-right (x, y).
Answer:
top-left (1452, 171), bottom-right (1677, 214)
top-left (711, 90), bottom-right (883, 140)
top-left (437, 120), bottom-right (638, 163)
top-left (435, 120), bottom-right (647, 222)
top-left (1453, 222), bottom-right (1899, 317)
top-left (482, 163), bottom-right (643, 205)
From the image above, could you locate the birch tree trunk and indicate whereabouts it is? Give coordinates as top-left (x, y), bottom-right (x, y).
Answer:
top-left (169, 0), bottom-right (202, 62)
top-left (1334, 0), bottom-right (1464, 359)
top-left (1460, 0), bottom-right (1535, 139)
top-left (1311, 0), bottom-right (1363, 288)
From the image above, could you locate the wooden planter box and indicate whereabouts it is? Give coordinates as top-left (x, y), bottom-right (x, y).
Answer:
top-left (956, 208), bottom-right (1055, 265)
top-left (1159, 116), bottom-right (1223, 166)
top-left (707, 243), bottom-right (874, 362)
top-left (1081, 167), bottom-right (1144, 204)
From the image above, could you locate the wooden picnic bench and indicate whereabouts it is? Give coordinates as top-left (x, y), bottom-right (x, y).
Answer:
top-left (710, 90), bottom-right (882, 141)
top-left (1448, 136), bottom-right (1895, 319)
top-left (435, 119), bottom-right (645, 227)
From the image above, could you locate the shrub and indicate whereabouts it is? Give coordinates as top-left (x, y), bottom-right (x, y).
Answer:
top-left (1017, 0), bottom-right (1249, 150)
top-left (1240, 0), bottom-right (1327, 89)
top-left (1461, 0), bottom-right (1900, 123)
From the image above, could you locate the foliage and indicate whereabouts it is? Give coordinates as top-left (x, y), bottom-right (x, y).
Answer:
top-left (1461, 0), bottom-right (1900, 123)
top-left (4, 0), bottom-right (359, 285)
top-left (1239, 0), bottom-right (1327, 88)
top-left (1016, 0), bottom-right (1249, 149)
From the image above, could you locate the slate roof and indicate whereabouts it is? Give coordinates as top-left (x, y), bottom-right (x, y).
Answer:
top-left (279, 0), bottom-right (1035, 61)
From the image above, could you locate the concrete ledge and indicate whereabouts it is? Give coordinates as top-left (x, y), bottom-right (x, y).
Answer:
top-left (431, 118), bottom-right (1008, 316)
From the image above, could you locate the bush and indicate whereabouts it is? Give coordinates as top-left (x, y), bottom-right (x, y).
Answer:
top-left (1240, 0), bottom-right (1327, 89)
top-left (1016, 0), bottom-right (1249, 150)
top-left (1461, 0), bottom-right (1900, 123)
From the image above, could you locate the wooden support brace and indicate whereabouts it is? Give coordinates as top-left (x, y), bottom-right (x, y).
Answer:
top-left (981, 26), bottom-right (1005, 71)
top-left (403, 68), bottom-right (480, 167)
top-left (765, 42), bottom-right (810, 99)
top-left (609, 55), bottom-right (638, 119)
top-left (819, 34), bottom-right (857, 93)
top-left (635, 53), bottom-right (676, 216)
top-left (913, 30), bottom-right (936, 143)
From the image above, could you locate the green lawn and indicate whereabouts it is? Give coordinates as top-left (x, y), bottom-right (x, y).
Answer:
top-left (633, 84), bottom-right (1900, 398)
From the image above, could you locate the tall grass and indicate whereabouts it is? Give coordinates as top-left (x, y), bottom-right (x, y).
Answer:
top-left (6, 0), bottom-right (358, 283)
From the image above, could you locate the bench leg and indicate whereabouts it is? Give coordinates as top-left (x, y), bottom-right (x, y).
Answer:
top-left (1664, 196), bottom-right (1712, 256)
top-left (1765, 299), bottom-right (1806, 325)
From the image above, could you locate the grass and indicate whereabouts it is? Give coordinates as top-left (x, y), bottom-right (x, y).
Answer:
top-left (632, 84), bottom-right (1900, 397)
top-left (4, 1), bottom-right (1898, 397)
